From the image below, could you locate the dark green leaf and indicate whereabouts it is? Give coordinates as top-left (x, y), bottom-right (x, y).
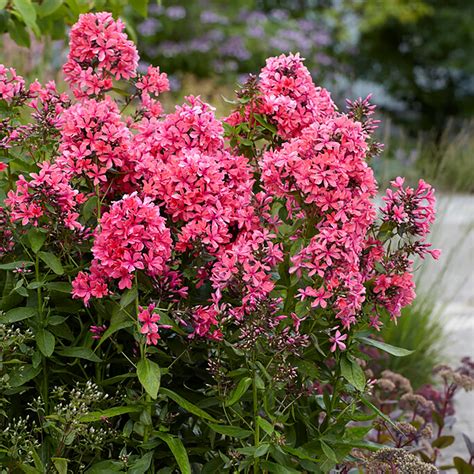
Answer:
top-left (9, 364), bottom-right (41, 387)
top-left (360, 395), bottom-right (398, 429)
top-left (85, 460), bottom-right (125, 473)
top-left (453, 457), bottom-right (474, 474)
top-left (208, 423), bottom-right (252, 439)
top-left (51, 458), bottom-right (67, 474)
top-left (128, 452), bottom-right (153, 474)
top-left (154, 432), bottom-right (191, 474)
top-left (161, 388), bottom-right (217, 422)
top-left (260, 461), bottom-right (299, 474)
top-left (80, 406), bottom-right (142, 422)
top-left (0, 261), bottom-right (34, 270)
top-left (137, 359), bottom-right (161, 399)
top-left (98, 307), bottom-right (133, 346)
top-left (38, 251), bottom-right (64, 275)
top-left (358, 336), bottom-right (414, 357)
top-left (120, 287), bottom-right (137, 308)
top-left (432, 435), bottom-right (455, 449)
top-left (7, 18), bottom-right (30, 47)
top-left (282, 445), bottom-right (319, 463)
top-left (1, 307), bottom-right (37, 323)
top-left (36, 328), bottom-right (55, 357)
top-left (46, 282), bottom-right (72, 293)
top-left (58, 347), bottom-right (102, 362)
top-left (225, 376), bottom-right (252, 406)
top-left (27, 229), bottom-right (46, 253)
top-left (320, 441), bottom-right (338, 462)
top-left (257, 416), bottom-right (274, 436)
top-left (340, 357), bottom-right (366, 391)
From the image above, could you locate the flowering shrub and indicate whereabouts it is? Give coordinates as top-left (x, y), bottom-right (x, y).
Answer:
top-left (0, 12), bottom-right (441, 472)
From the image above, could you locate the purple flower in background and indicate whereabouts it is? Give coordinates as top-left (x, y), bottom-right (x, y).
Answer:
top-left (138, 18), bottom-right (161, 37)
top-left (166, 6), bottom-right (186, 20)
top-left (201, 10), bottom-right (228, 25)
top-left (247, 25), bottom-right (265, 39)
top-left (270, 9), bottom-right (289, 21)
top-left (220, 36), bottom-right (250, 61)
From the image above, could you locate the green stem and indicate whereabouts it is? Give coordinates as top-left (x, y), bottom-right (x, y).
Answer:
top-left (253, 369), bottom-right (260, 474)
top-left (135, 275), bottom-right (153, 446)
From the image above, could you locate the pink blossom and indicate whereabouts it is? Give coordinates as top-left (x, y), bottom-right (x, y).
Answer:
top-left (330, 330), bottom-right (348, 352)
top-left (63, 12), bottom-right (138, 97)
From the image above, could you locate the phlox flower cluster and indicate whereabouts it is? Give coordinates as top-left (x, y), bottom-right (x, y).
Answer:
top-left (0, 65), bottom-right (25, 104)
top-left (57, 97), bottom-right (132, 185)
top-left (28, 80), bottom-right (70, 130)
top-left (136, 65), bottom-right (170, 117)
top-left (226, 53), bottom-right (336, 140)
top-left (72, 193), bottom-right (171, 304)
top-left (5, 162), bottom-right (85, 230)
top-left (381, 177), bottom-right (437, 241)
top-left (1, 12), bottom-right (439, 349)
top-left (262, 114), bottom-right (377, 328)
top-left (138, 303), bottom-right (170, 345)
top-left (153, 149), bottom-right (255, 252)
top-left (133, 95), bottom-right (224, 176)
top-left (63, 12), bottom-right (139, 97)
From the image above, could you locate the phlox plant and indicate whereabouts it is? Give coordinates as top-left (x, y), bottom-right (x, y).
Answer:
top-left (0, 12), bottom-right (440, 473)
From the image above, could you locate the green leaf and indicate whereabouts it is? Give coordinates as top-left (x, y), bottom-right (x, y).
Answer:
top-left (161, 388), bottom-right (217, 422)
top-left (225, 376), bottom-right (252, 406)
top-left (8, 18), bottom-right (30, 47)
top-left (120, 287), bottom-right (137, 308)
top-left (80, 405), bottom-right (142, 422)
top-left (1, 307), bottom-right (37, 323)
top-left (85, 460), bottom-right (125, 473)
top-left (340, 357), bottom-right (366, 391)
top-left (137, 359), bottom-right (161, 400)
top-left (154, 432), bottom-right (191, 474)
top-left (19, 465), bottom-right (42, 474)
top-left (320, 440), bottom-right (338, 462)
top-left (208, 423), bottom-right (252, 439)
top-left (58, 347), bottom-right (102, 362)
top-left (453, 457), bottom-right (474, 474)
top-left (36, 328), bottom-right (55, 357)
top-left (38, 251), bottom-right (64, 275)
top-left (37, 0), bottom-right (63, 17)
top-left (46, 282), bottom-right (72, 293)
top-left (28, 229), bottom-right (47, 253)
top-left (129, 0), bottom-right (148, 17)
top-left (254, 443), bottom-right (270, 457)
top-left (9, 364), bottom-right (41, 387)
top-left (432, 435), bottom-right (455, 449)
top-left (358, 336), bottom-right (414, 357)
top-left (12, 0), bottom-right (38, 32)
top-left (128, 451), bottom-right (153, 474)
top-left (257, 416), bottom-right (274, 436)
top-left (0, 261), bottom-right (34, 270)
top-left (52, 458), bottom-right (68, 474)
top-left (260, 461), bottom-right (299, 474)
top-left (98, 307), bottom-right (133, 347)
top-left (360, 395), bottom-right (398, 429)
top-left (282, 445), bottom-right (319, 463)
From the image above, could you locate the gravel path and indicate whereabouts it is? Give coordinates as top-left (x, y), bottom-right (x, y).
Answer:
top-left (421, 195), bottom-right (474, 464)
